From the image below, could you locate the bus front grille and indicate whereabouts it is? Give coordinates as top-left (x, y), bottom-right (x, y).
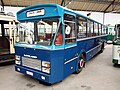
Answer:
top-left (22, 57), bottom-right (41, 71)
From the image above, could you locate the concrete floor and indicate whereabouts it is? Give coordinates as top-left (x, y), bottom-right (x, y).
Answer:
top-left (0, 44), bottom-right (120, 90)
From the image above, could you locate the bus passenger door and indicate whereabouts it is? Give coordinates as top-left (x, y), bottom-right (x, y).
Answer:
top-left (63, 14), bottom-right (77, 78)
top-left (9, 21), bottom-right (15, 54)
top-left (64, 42), bottom-right (77, 78)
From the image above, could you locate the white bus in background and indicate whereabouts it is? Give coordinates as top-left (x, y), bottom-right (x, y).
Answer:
top-left (0, 13), bottom-right (18, 63)
top-left (112, 24), bottom-right (120, 65)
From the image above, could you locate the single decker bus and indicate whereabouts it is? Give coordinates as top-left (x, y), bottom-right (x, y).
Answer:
top-left (15, 4), bottom-right (107, 84)
top-left (106, 25), bottom-right (115, 44)
top-left (112, 24), bottom-right (120, 65)
top-left (0, 13), bottom-right (18, 63)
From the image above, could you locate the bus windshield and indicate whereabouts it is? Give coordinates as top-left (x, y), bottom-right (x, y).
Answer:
top-left (37, 19), bottom-right (59, 46)
top-left (16, 19), bottom-right (59, 46)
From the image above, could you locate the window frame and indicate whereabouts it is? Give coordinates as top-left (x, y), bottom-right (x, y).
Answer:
top-left (94, 22), bottom-right (99, 36)
top-left (64, 14), bottom-right (76, 45)
top-left (87, 20), bottom-right (94, 37)
top-left (77, 16), bottom-right (87, 39)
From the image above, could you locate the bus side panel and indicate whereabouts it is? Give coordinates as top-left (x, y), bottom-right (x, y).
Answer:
top-left (77, 38), bottom-right (95, 61)
top-left (50, 50), bottom-right (65, 83)
top-left (86, 37), bottom-right (104, 60)
top-left (63, 46), bottom-right (77, 78)
top-left (77, 40), bottom-right (87, 55)
top-left (77, 36), bottom-right (106, 61)
top-left (87, 36), bottom-right (107, 60)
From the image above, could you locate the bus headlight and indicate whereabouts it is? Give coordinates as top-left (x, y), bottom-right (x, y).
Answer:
top-left (118, 50), bottom-right (120, 53)
top-left (15, 55), bottom-right (20, 65)
top-left (42, 61), bottom-right (50, 68)
top-left (42, 61), bottom-right (50, 73)
top-left (42, 67), bottom-right (50, 74)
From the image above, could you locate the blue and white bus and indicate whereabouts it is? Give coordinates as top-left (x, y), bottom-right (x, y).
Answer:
top-left (15, 4), bottom-right (107, 84)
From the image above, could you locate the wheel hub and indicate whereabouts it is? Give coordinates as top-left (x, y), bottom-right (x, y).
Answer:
top-left (80, 59), bottom-right (84, 68)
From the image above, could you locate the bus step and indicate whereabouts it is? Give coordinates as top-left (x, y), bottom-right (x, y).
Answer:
top-left (0, 59), bottom-right (14, 63)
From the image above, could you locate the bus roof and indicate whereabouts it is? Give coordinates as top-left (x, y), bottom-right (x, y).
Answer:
top-left (17, 3), bottom-right (104, 25)
top-left (0, 14), bottom-right (18, 23)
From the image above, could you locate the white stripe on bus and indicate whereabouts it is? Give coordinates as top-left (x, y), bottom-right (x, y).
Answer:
top-left (64, 56), bottom-right (78, 64)
top-left (86, 44), bottom-right (101, 54)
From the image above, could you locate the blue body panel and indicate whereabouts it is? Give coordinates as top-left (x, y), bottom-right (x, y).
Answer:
top-left (64, 45), bottom-right (77, 78)
top-left (15, 46), bottom-right (65, 83)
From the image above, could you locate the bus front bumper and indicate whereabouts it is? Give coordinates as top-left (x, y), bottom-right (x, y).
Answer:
top-left (15, 65), bottom-right (51, 84)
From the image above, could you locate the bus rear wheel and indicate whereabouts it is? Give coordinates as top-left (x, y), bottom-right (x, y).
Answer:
top-left (100, 42), bottom-right (104, 53)
top-left (75, 54), bottom-right (85, 74)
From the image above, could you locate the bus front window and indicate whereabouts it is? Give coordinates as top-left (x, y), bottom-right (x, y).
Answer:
top-left (16, 22), bottom-right (34, 44)
top-left (16, 19), bottom-right (60, 46)
top-left (36, 19), bottom-right (59, 46)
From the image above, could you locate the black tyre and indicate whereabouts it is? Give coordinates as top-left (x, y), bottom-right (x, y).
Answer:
top-left (39, 81), bottom-right (52, 86)
top-left (99, 43), bottom-right (104, 53)
top-left (113, 63), bottom-right (119, 67)
top-left (75, 54), bottom-right (85, 74)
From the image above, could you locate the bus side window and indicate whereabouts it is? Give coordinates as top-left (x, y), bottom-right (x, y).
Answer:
top-left (94, 22), bottom-right (99, 36)
top-left (87, 20), bottom-right (94, 37)
top-left (64, 14), bottom-right (76, 44)
top-left (99, 24), bottom-right (101, 35)
top-left (101, 25), bottom-right (103, 35)
top-left (91, 21), bottom-right (94, 36)
top-left (77, 16), bottom-right (87, 39)
top-left (87, 20), bottom-right (91, 37)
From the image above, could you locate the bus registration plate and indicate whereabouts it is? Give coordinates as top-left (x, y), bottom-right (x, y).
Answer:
top-left (26, 71), bottom-right (33, 76)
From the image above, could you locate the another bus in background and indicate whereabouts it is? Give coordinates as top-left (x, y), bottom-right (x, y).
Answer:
top-left (112, 24), bottom-right (120, 65)
top-left (0, 13), bottom-right (18, 63)
top-left (106, 25), bottom-right (115, 44)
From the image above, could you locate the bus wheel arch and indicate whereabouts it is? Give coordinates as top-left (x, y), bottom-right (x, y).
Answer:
top-left (75, 53), bottom-right (86, 74)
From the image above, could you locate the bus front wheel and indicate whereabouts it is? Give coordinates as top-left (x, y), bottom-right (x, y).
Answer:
top-left (75, 54), bottom-right (85, 74)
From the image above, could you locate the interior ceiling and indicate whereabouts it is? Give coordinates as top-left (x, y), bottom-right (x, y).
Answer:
top-left (0, 0), bottom-right (120, 14)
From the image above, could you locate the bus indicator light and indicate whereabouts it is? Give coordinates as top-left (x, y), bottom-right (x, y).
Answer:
top-left (17, 68), bottom-right (20, 71)
top-left (42, 61), bottom-right (50, 68)
top-left (41, 76), bottom-right (45, 80)
top-left (117, 50), bottom-right (120, 53)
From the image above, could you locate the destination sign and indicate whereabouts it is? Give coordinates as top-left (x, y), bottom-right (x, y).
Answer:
top-left (27, 9), bottom-right (44, 17)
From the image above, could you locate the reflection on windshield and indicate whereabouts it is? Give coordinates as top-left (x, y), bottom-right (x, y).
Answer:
top-left (16, 19), bottom-right (59, 46)
top-left (37, 19), bottom-right (58, 46)
top-left (16, 22), bottom-right (34, 44)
